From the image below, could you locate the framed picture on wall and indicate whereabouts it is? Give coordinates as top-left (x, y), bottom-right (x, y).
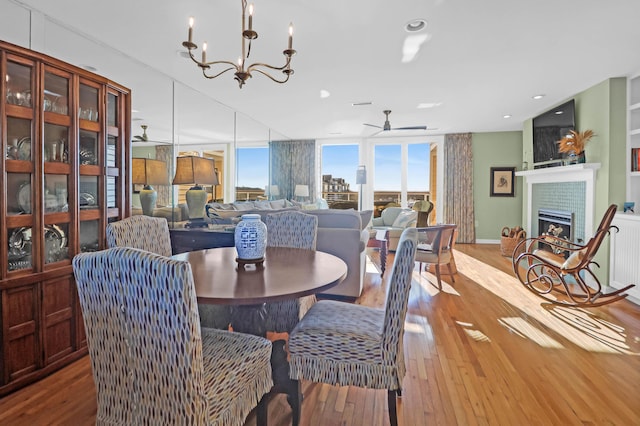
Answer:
top-left (490, 167), bottom-right (515, 197)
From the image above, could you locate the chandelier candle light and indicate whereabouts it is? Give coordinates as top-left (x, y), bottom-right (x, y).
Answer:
top-left (182, 0), bottom-right (296, 88)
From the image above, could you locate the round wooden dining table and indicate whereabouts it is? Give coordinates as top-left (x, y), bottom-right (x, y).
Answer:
top-left (172, 246), bottom-right (347, 425)
top-left (172, 246), bottom-right (348, 306)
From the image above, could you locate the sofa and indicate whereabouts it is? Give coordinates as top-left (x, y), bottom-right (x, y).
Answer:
top-left (205, 199), bottom-right (325, 223)
top-left (304, 209), bottom-right (369, 299)
top-left (370, 207), bottom-right (417, 251)
top-left (132, 204), bottom-right (190, 222)
top-left (206, 201), bottom-right (370, 298)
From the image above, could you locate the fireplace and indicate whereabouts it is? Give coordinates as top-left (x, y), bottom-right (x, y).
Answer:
top-left (537, 208), bottom-right (574, 257)
top-left (515, 163), bottom-right (599, 245)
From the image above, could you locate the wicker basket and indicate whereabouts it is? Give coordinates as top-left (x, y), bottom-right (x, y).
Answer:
top-left (500, 226), bottom-right (526, 257)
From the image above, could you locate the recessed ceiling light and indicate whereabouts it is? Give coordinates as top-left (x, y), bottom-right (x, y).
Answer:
top-left (320, 89), bottom-right (330, 99)
top-left (405, 19), bottom-right (427, 33)
top-left (351, 101), bottom-right (372, 106)
top-left (503, 114), bottom-right (512, 119)
top-left (532, 94), bottom-right (545, 100)
top-left (554, 110), bottom-right (564, 115)
top-left (417, 102), bottom-right (442, 109)
top-left (328, 132), bottom-right (343, 135)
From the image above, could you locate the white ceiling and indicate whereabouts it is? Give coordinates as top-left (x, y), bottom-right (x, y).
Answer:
top-left (10, 0), bottom-right (640, 143)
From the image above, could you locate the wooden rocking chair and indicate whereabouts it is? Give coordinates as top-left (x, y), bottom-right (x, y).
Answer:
top-left (512, 204), bottom-right (635, 307)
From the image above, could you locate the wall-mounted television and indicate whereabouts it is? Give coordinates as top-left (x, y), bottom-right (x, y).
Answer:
top-left (532, 99), bottom-right (575, 169)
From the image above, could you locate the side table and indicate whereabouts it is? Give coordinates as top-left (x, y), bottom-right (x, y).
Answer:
top-left (367, 229), bottom-right (389, 277)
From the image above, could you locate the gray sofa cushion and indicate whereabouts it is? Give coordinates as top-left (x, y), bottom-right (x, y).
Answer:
top-left (305, 209), bottom-right (361, 229)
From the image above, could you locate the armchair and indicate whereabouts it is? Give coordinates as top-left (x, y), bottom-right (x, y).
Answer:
top-left (370, 207), bottom-right (417, 251)
top-left (512, 204), bottom-right (635, 307)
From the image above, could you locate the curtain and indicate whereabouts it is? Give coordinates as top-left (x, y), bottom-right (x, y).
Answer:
top-left (443, 133), bottom-right (475, 243)
top-left (269, 139), bottom-right (316, 200)
top-left (155, 145), bottom-right (173, 207)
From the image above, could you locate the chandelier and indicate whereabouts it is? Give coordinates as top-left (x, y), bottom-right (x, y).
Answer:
top-left (182, 0), bottom-right (296, 88)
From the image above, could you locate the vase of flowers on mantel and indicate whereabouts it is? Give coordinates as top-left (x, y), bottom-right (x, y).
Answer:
top-left (558, 129), bottom-right (594, 165)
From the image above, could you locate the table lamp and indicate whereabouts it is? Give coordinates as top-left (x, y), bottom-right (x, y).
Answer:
top-left (132, 158), bottom-right (169, 216)
top-left (294, 184), bottom-right (309, 202)
top-left (172, 155), bottom-right (218, 226)
top-left (269, 185), bottom-right (280, 200)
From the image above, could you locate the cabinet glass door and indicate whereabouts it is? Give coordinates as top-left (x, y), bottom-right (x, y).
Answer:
top-left (6, 117), bottom-right (32, 161)
top-left (44, 124), bottom-right (69, 163)
top-left (6, 61), bottom-right (32, 108)
top-left (44, 71), bottom-right (69, 115)
top-left (79, 131), bottom-right (99, 166)
top-left (79, 176), bottom-right (99, 210)
top-left (79, 83), bottom-right (99, 122)
top-left (7, 173), bottom-right (32, 215)
top-left (80, 219), bottom-right (100, 253)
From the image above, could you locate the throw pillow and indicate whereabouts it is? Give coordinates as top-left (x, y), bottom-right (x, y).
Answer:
top-left (392, 210), bottom-right (417, 228)
top-left (270, 199), bottom-right (286, 209)
top-left (253, 200), bottom-right (272, 210)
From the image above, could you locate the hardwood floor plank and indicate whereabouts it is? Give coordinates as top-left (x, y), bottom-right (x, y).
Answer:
top-left (1, 243), bottom-right (639, 425)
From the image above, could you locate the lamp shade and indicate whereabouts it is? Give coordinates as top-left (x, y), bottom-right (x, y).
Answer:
top-left (294, 184), bottom-right (309, 197)
top-left (132, 158), bottom-right (169, 186)
top-left (356, 165), bottom-right (367, 185)
top-left (172, 155), bottom-right (218, 186)
top-left (270, 185), bottom-right (280, 197)
top-left (172, 155), bottom-right (218, 222)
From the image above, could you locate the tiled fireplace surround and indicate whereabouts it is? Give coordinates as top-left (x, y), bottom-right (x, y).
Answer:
top-left (516, 163), bottom-right (601, 243)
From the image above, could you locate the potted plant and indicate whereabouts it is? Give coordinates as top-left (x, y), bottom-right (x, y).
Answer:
top-left (557, 130), bottom-right (594, 164)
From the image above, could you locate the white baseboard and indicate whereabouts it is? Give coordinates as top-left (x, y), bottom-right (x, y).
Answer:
top-left (475, 239), bottom-right (500, 244)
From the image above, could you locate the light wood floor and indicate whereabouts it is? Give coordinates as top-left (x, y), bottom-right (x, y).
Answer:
top-left (1, 244), bottom-right (639, 425)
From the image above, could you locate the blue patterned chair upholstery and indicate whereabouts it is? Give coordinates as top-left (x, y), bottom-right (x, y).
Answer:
top-left (264, 210), bottom-right (318, 333)
top-left (288, 228), bottom-right (418, 426)
top-left (72, 247), bottom-right (273, 426)
top-left (107, 215), bottom-right (231, 330)
top-left (106, 215), bottom-right (172, 257)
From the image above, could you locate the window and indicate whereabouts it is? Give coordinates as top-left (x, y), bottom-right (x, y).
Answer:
top-left (374, 142), bottom-right (430, 213)
top-left (236, 147), bottom-right (269, 201)
top-left (321, 144), bottom-right (359, 206)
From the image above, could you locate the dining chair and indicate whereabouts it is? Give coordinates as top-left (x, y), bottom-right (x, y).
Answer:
top-left (107, 215), bottom-right (231, 330)
top-left (106, 215), bottom-right (172, 257)
top-left (72, 247), bottom-right (273, 426)
top-left (415, 224), bottom-right (458, 288)
top-left (264, 210), bottom-right (319, 333)
top-left (288, 228), bottom-right (418, 426)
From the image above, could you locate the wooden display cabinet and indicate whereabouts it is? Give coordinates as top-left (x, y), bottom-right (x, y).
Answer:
top-left (0, 39), bottom-right (131, 396)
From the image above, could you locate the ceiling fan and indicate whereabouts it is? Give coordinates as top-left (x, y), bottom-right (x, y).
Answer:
top-left (364, 110), bottom-right (427, 135)
top-left (133, 124), bottom-right (149, 142)
top-left (131, 125), bottom-right (171, 145)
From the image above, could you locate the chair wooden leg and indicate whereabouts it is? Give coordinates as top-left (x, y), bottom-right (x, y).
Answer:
top-left (447, 263), bottom-right (455, 283)
top-left (256, 394), bottom-right (268, 426)
top-left (289, 379), bottom-right (302, 426)
top-left (387, 389), bottom-right (399, 426)
top-left (435, 264), bottom-right (442, 288)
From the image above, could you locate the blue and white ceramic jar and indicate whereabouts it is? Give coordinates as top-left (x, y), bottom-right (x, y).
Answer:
top-left (234, 214), bottom-right (267, 260)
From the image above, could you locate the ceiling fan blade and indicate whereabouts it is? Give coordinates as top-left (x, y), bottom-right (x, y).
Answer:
top-left (364, 123), bottom-right (383, 129)
top-left (392, 126), bottom-right (428, 131)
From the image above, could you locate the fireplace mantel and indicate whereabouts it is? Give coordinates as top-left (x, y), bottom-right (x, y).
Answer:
top-left (516, 163), bottom-right (601, 239)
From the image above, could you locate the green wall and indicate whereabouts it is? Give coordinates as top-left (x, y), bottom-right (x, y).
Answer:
top-left (520, 77), bottom-right (627, 283)
top-left (472, 131), bottom-right (523, 241)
